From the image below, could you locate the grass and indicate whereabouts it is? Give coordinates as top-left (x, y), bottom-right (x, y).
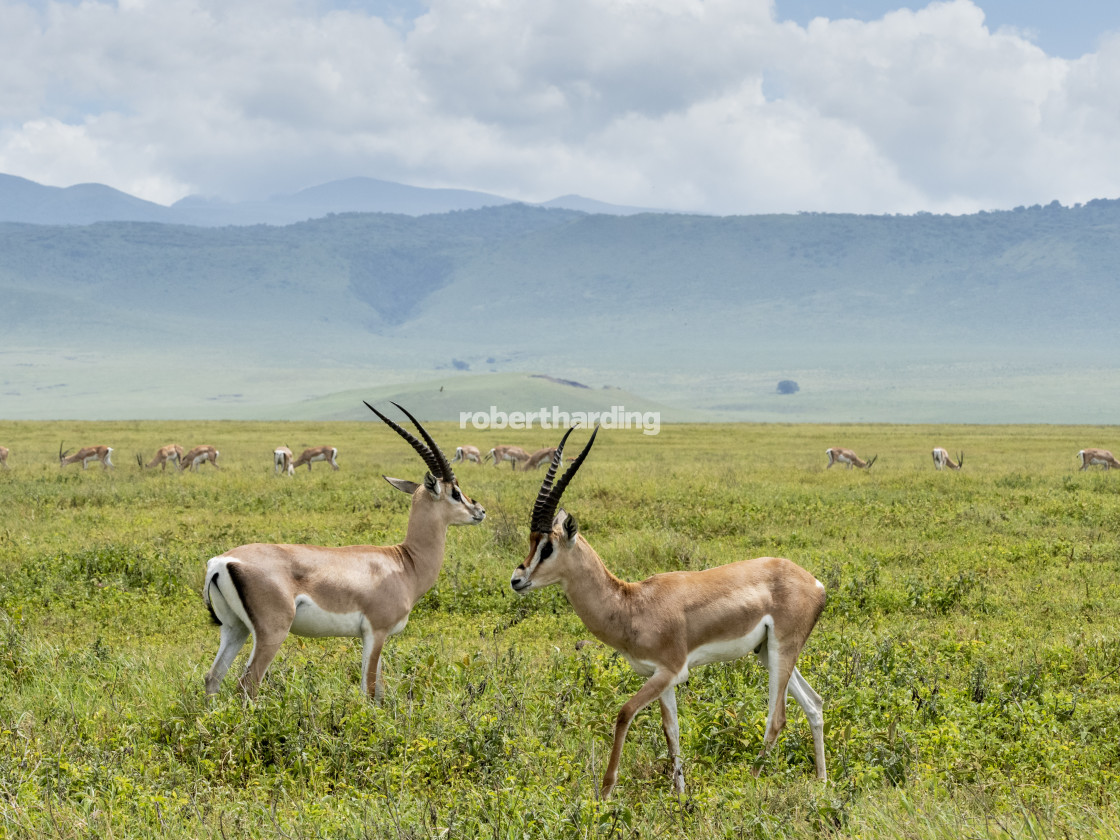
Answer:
top-left (0, 419), bottom-right (1118, 838)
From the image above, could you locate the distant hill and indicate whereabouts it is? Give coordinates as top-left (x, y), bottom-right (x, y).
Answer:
top-left (3, 198), bottom-right (1120, 422)
top-left (238, 372), bottom-right (692, 424)
top-left (0, 173), bottom-right (662, 227)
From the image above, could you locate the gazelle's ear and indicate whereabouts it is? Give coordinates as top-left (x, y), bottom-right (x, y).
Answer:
top-left (423, 472), bottom-right (442, 498)
top-left (384, 476), bottom-right (420, 495)
top-left (555, 508), bottom-right (579, 543)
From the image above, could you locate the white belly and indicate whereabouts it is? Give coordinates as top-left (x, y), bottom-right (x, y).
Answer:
top-left (289, 595), bottom-right (363, 638)
top-left (687, 617), bottom-right (770, 669)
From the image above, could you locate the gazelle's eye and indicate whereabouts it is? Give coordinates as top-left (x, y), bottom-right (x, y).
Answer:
top-left (539, 541), bottom-right (553, 561)
top-left (451, 487), bottom-right (462, 502)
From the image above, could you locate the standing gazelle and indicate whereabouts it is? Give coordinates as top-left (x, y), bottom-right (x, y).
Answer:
top-left (1078, 448), bottom-right (1120, 470)
top-left (510, 429), bottom-right (827, 797)
top-left (450, 445), bottom-right (482, 465)
top-left (138, 444), bottom-right (183, 471)
top-left (293, 445), bottom-right (339, 472)
top-left (274, 446), bottom-right (294, 476)
top-left (931, 448), bottom-right (963, 471)
top-left (203, 403), bottom-right (486, 700)
top-left (0, 446), bottom-right (8, 469)
top-left (59, 443), bottom-right (115, 470)
top-left (825, 447), bottom-right (877, 470)
top-left (180, 445), bottom-right (220, 472)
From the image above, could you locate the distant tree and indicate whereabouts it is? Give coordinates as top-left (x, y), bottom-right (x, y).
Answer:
top-left (777, 380), bottom-right (800, 395)
top-left (452, 359), bottom-right (470, 371)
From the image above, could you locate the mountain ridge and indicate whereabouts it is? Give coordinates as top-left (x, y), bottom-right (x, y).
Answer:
top-left (0, 173), bottom-right (663, 226)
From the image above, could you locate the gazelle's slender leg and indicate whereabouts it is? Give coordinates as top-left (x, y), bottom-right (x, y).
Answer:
top-left (237, 622), bottom-right (292, 698)
top-left (362, 630), bottom-right (387, 701)
top-left (659, 686), bottom-right (685, 793)
top-left (602, 669), bottom-right (677, 798)
top-left (787, 668), bottom-right (827, 780)
top-left (205, 621), bottom-right (251, 695)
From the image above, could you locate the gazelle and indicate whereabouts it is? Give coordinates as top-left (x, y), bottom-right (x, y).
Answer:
top-left (450, 445), bottom-right (482, 465)
top-left (293, 445), bottom-right (339, 472)
top-left (825, 447), bottom-right (877, 470)
top-left (931, 448), bottom-right (963, 471)
top-left (511, 428), bottom-right (827, 797)
top-left (202, 402), bottom-right (486, 700)
top-left (180, 445), bottom-right (220, 472)
top-left (59, 443), bottom-right (114, 470)
top-left (0, 446), bottom-right (8, 469)
top-left (1078, 448), bottom-right (1120, 470)
top-left (522, 446), bottom-right (558, 471)
top-left (484, 444), bottom-right (530, 469)
top-left (137, 444), bottom-right (183, 471)
top-left (274, 446), bottom-right (294, 476)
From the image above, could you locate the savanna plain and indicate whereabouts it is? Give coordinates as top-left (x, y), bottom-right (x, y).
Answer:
top-left (0, 420), bottom-right (1118, 839)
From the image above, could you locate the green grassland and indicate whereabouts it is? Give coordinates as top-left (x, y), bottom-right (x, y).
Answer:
top-left (1, 420), bottom-right (1119, 838)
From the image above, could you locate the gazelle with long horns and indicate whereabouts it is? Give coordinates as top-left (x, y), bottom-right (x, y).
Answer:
top-left (825, 447), bottom-right (877, 470)
top-left (59, 443), bottom-right (114, 470)
top-left (137, 444), bottom-right (183, 471)
top-left (931, 448), bottom-right (963, 471)
top-left (202, 403), bottom-right (486, 700)
top-left (510, 429), bottom-right (828, 797)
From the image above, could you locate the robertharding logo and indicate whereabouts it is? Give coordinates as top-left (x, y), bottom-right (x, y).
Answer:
top-left (460, 406), bottom-right (661, 436)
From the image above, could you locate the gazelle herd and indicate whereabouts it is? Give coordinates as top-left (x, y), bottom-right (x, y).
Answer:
top-left (5, 416), bottom-right (1120, 797)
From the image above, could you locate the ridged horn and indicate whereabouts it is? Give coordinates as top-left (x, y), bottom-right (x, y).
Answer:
top-left (531, 426), bottom-right (599, 533)
top-left (363, 401), bottom-right (455, 482)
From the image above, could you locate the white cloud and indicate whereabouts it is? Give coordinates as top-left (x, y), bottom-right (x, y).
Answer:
top-left (0, 0), bottom-right (1118, 213)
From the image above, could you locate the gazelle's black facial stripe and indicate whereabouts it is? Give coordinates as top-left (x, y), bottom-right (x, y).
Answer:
top-left (538, 540), bottom-right (553, 562)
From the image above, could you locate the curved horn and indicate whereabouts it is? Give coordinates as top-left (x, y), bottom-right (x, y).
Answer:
top-left (531, 426), bottom-right (575, 532)
top-left (532, 426), bottom-right (599, 532)
top-left (390, 402), bottom-right (454, 482)
top-left (957, 451), bottom-right (964, 469)
top-left (866, 454), bottom-right (878, 470)
top-left (363, 401), bottom-right (453, 482)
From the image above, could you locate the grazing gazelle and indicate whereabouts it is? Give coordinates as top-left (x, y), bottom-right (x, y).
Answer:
top-left (522, 446), bottom-right (558, 471)
top-left (0, 446), bottom-right (8, 469)
top-left (484, 445), bottom-right (530, 469)
top-left (510, 428), bottom-right (827, 797)
top-left (59, 443), bottom-right (115, 470)
top-left (137, 444), bottom-right (183, 471)
top-left (825, 447), bottom-right (877, 470)
top-left (1078, 448), bottom-right (1120, 470)
top-left (293, 445), bottom-right (339, 472)
top-left (202, 402), bottom-right (486, 700)
top-left (931, 448), bottom-right (963, 471)
top-left (274, 446), bottom-right (294, 476)
top-left (450, 445), bottom-right (482, 465)
top-left (180, 445), bottom-right (220, 472)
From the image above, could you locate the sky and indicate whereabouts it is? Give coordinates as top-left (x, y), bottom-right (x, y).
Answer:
top-left (2, 0), bottom-right (1120, 216)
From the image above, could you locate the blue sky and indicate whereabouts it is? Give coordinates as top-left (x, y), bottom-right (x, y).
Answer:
top-left (2, 0), bottom-right (1119, 216)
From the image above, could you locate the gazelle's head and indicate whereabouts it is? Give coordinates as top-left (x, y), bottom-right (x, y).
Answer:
top-left (365, 401), bottom-right (486, 527)
top-left (511, 426), bottom-right (598, 593)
